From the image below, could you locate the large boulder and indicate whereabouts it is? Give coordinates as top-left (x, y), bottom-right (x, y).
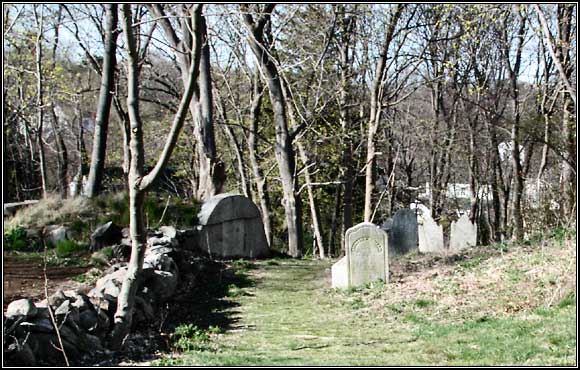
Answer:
top-left (90, 221), bottom-right (123, 251)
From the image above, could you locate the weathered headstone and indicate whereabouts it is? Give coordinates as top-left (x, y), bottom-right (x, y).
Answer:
top-left (197, 193), bottom-right (269, 259)
top-left (331, 222), bottom-right (388, 289)
top-left (418, 213), bottom-right (444, 254)
top-left (449, 213), bottom-right (477, 253)
top-left (388, 208), bottom-right (418, 256)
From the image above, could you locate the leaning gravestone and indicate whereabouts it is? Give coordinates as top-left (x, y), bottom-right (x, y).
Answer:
top-left (196, 193), bottom-right (269, 259)
top-left (418, 213), bottom-right (444, 254)
top-left (449, 213), bottom-right (477, 253)
top-left (331, 223), bottom-right (388, 289)
top-left (388, 208), bottom-right (418, 256)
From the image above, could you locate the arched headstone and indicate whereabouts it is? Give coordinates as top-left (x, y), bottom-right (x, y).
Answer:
top-left (332, 223), bottom-right (388, 289)
top-left (197, 193), bottom-right (269, 259)
top-left (388, 208), bottom-right (418, 256)
top-left (418, 213), bottom-right (444, 254)
top-left (450, 213), bottom-right (477, 252)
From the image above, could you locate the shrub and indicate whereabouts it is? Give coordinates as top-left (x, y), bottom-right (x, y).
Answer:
top-left (55, 240), bottom-right (86, 258)
top-left (171, 324), bottom-right (211, 352)
top-left (4, 226), bottom-right (28, 251)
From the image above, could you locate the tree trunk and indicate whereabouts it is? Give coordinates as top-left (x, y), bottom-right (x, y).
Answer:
top-left (297, 142), bottom-right (325, 259)
top-left (329, 185), bottom-right (343, 257)
top-left (34, 6), bottom-right (48, 199)
top-left (85, 4), bottom-right (119, 197)
top-left (148, 4), bottom-right (224, 201)
top-left (337, 4), bottom-right (355, 249)
top-left (247, 78), bottom-right (273, 247)
top-left (504, 5), bottom-right (526, 240)
top-left (193, 13), bottom-right (225, 200)
top-left (555, 4), bottom-right (576, 218)
top-left (219, 97), bottom-right (251, 198)
top-left (111, 4), bottom-right (201, 348)
top-left (363, 5), bottom-right (404, 222)
top-left (242, 6), bottom-right (303, 257)
top-left (50, 106), bottom-right (68, 198)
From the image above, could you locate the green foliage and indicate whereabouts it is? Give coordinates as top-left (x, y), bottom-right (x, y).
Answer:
top-left (55, 239), bottom-right (86, 258)
top-left (171, 324), bottom-right (212, 352)
top-left (415, 299), bottom-right (434, 308)
top-left (4, 226), bottom-right (28, 251)
top-left (557, 292), bottom-right (575, 309)
top-left (550, 227), bottom-right (576, 245)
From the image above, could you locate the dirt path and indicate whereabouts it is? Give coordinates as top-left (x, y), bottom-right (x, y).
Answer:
top-left (3, 253), bottom-right (91, 308)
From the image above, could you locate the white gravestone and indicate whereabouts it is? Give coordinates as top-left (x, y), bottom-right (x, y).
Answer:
top-left (450, 213), bottom-right (477, 252)
top-left (418, 213), bottom-right (445, 254)
top-left (331, 223), bottom-right (389, 289)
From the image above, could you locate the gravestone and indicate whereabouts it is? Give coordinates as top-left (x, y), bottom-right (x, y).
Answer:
top-left (449, 213), bottom-right (477, 253)
top-left (418, 213), bottom-right (444, 254)
top-left (331, 223), bottom-right (389, 289)
top-left (388, 209), bottom-right (418, 256)
top-left (197, 193), bottom-right (269, 259)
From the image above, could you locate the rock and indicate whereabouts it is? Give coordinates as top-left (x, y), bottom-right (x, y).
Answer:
top-left (4, 342), bottom-right (36, 366)
top-left (5, 299), bottom-right (38, 318)
top-left (148, 270), bottom-right (178, 301)
top-left (54, 300), bottom-right (80, 326)
top-left (47, 290), bottom-right (68, 308)
top-left (159, 225), bottom-right (177, 239)
top-left (133, 296), bottom-right (154, 323)
top-left (20, 318), bottom-right (54, 333)
top-left (66, 291), bottom-right (95, 312)
top-left (90, 221), bottom-right (123, 251)
top-left (84, 334), bottom-right (104, 351)
top-left (143, 253), bottom-right (177, 273)
top-left (57, 323), bottom-right (80, 344)
top-left (79, 309), bottom-right (98, 331)
top-left (148, 245), bottom-right (174, 256)
top-left (147, 236), bottom-right (177, 247)
top-left (112, 244), bottom-right (131, 259)
top-left (44, 225), bottom-right (68, 246)
top-left (93, 266), bottom-right (128, 299)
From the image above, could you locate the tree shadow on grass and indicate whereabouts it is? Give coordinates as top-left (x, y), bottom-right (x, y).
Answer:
top-left (160, 255), bottom-right (258, 334)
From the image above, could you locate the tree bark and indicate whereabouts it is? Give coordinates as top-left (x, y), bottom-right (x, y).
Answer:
top-left (85, 4), bottom-right (119, 197)
top-left (219, 96), bottom-right (251, 198)
top-left (34, 5), bottom-right (48, 199)
top-left (503, 5), bottom-right (526, 240)
top-left (149, 4), bottom-right (225, 201)
top-left (111, 4), bottom-right (201, 348)
top-left (247, 76), bottom-right (273, 247)
top-left (242, 5), bottom-right (303, 257)
top-left (363, 4), bottom-right (404, 222)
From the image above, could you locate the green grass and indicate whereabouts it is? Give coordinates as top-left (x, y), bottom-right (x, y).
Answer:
top-left (151, 250), bottom-right (576, 366)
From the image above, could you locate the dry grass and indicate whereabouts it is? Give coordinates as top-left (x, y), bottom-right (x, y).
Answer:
top-left (4, 195), bottom-right (95, 232)
top-left (364, 235), bottom-right (576, 322)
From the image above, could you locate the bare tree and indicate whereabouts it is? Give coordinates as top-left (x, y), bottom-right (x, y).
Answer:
top-left (363, 4), bottom-right (405, 222)
top-left (149, 4), bottom-right (225, 201)
top-left (241, 4), bottom-right (304, 257)
top-left (110, 4), bottom-right (202, 348)
top-left (84, 4), bottom-right (119, 197)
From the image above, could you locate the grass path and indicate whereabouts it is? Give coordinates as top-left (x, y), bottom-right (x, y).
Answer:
top-left (160, 251), bottom-right (576, 366)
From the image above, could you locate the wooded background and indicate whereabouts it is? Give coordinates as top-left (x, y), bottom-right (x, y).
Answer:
top-left (3, 4), bottom-right (577, 257)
